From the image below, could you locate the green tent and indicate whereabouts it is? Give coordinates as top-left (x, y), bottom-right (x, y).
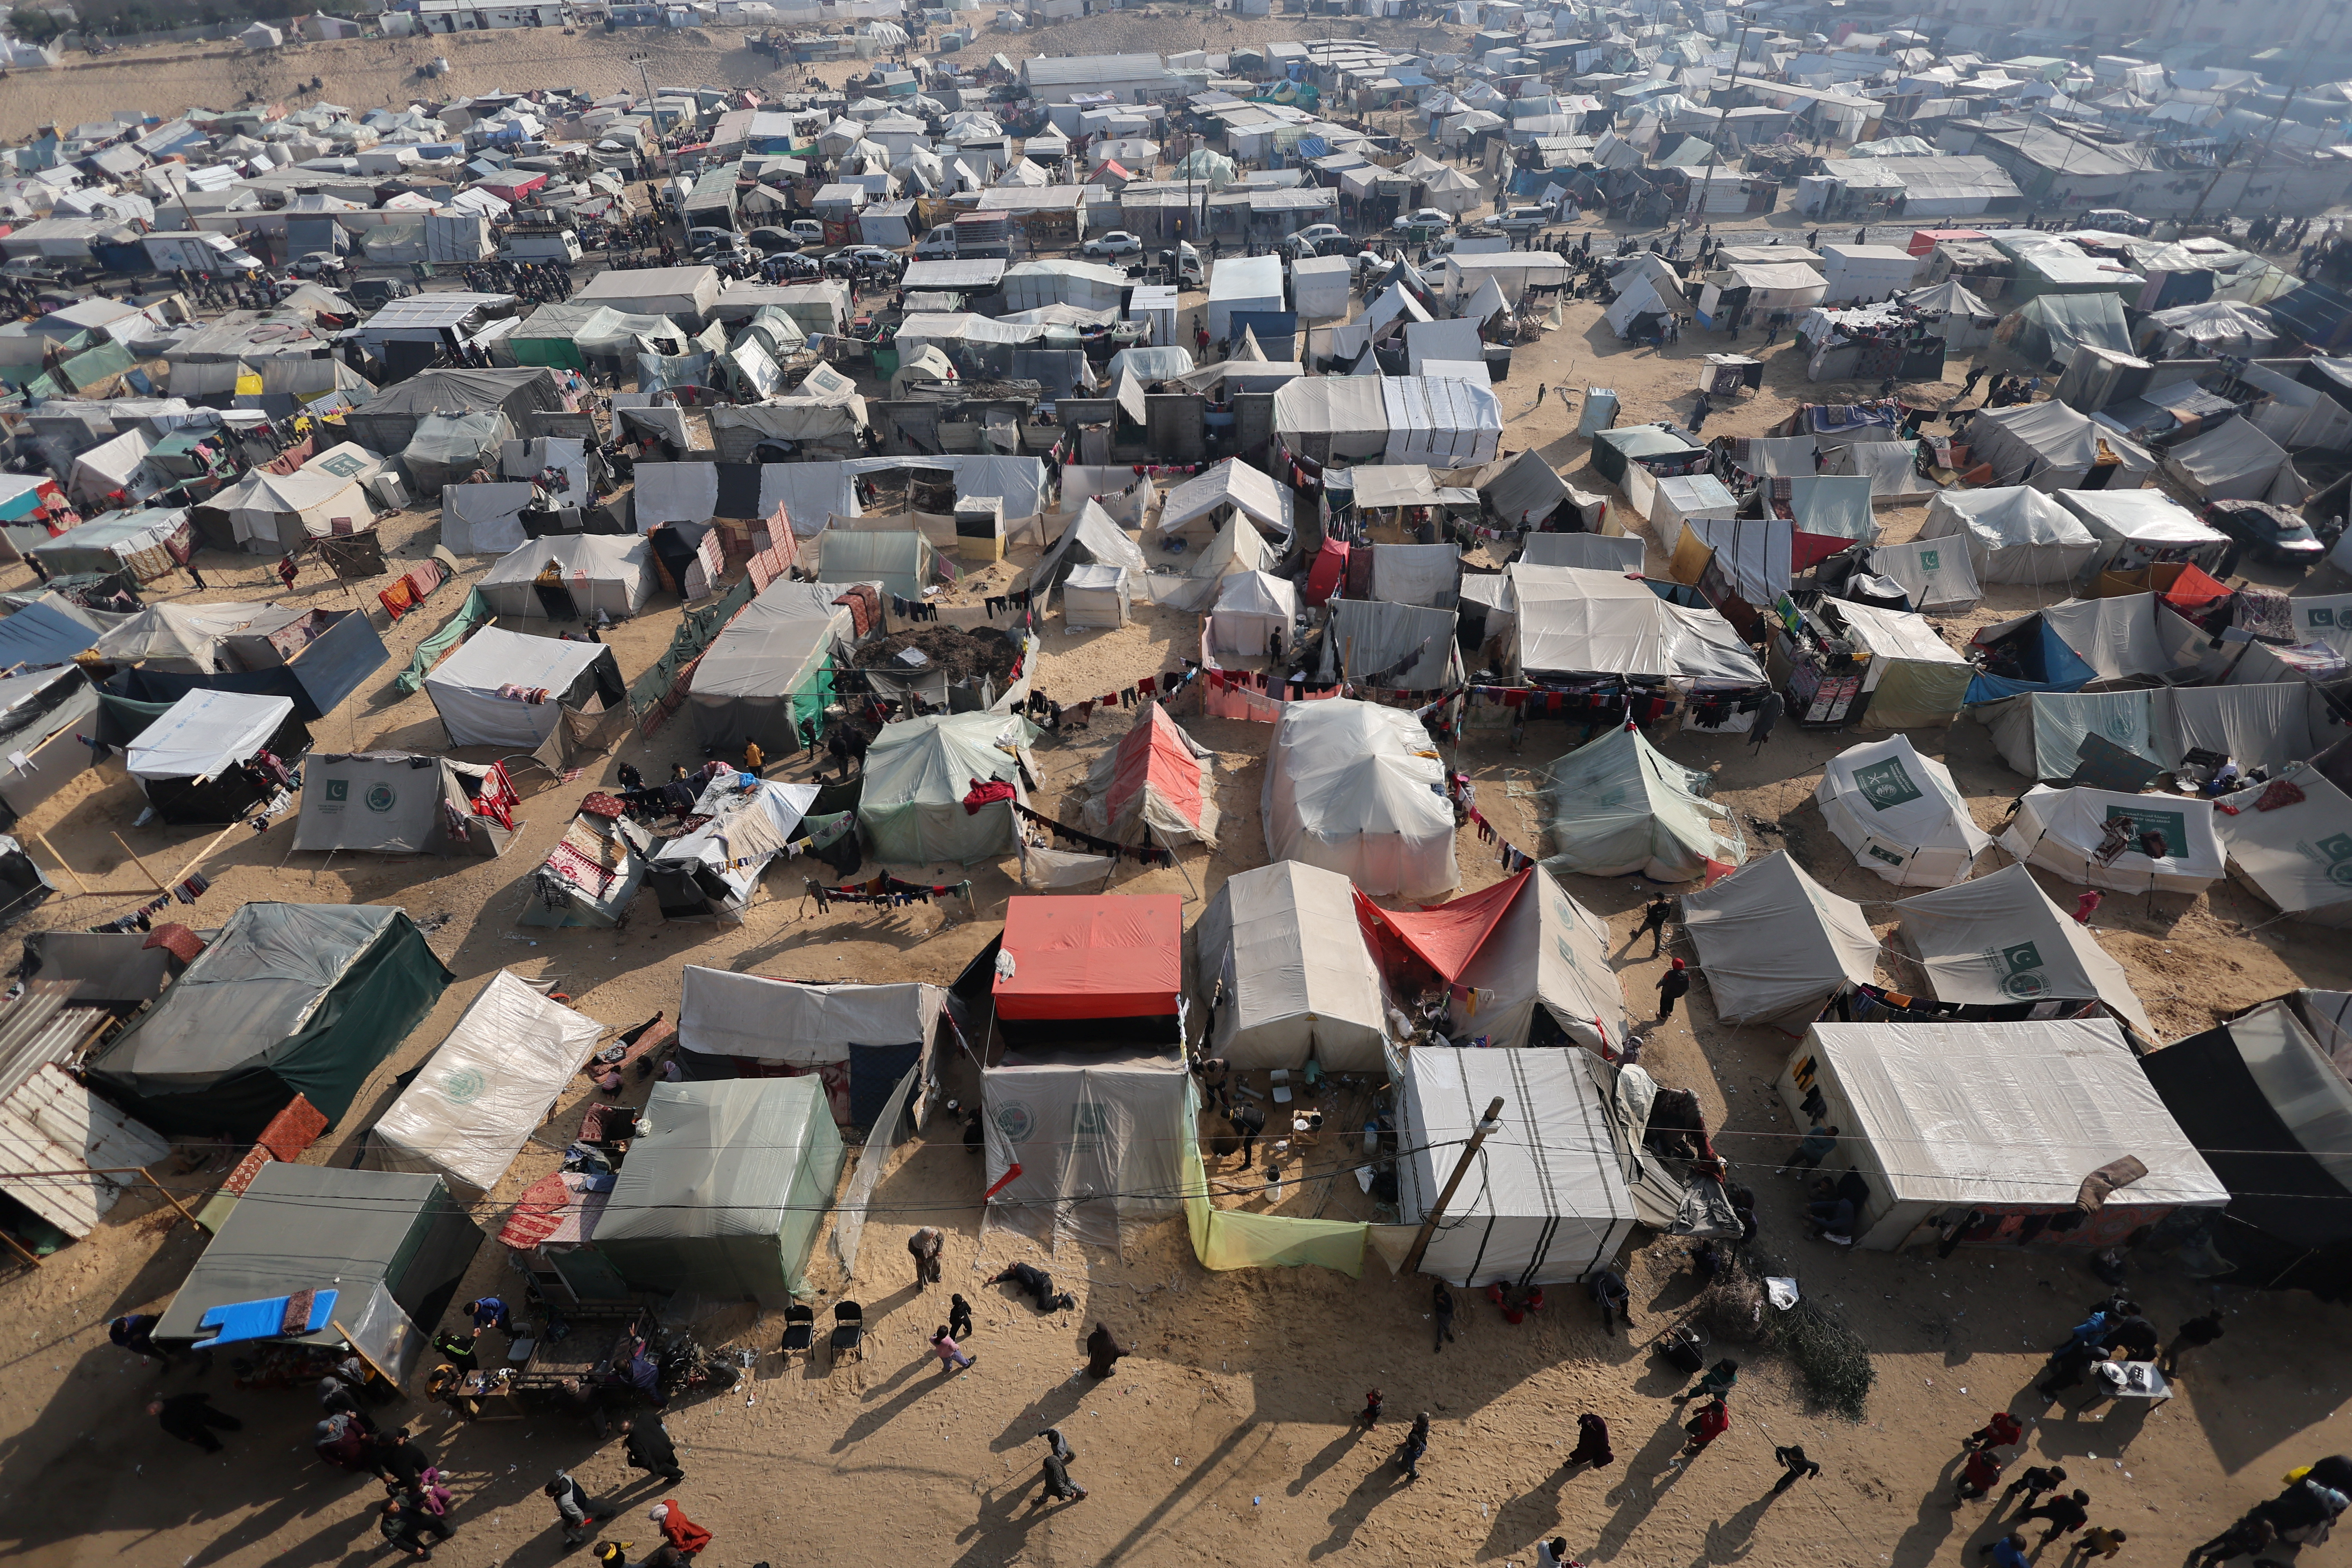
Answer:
top-left (858, 710), bottom-right (1034, 865)
top-left (83, 903), bottom-right (453, 1138)
top-left (1538, 724), bottom-right (1747, 882)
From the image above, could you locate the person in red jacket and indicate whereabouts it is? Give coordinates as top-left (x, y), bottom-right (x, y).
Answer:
top-left (649, 1501), bottom-right (712, 1556)
top-left (1953, 1445), bottom-right (2006, 1504)
top-left (1969, 1412), bottom-right (2025, 1453)
top-left (1682, 1397), bottom-right (1730, 1455)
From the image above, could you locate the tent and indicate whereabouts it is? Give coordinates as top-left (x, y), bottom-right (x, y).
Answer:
top-left (84, 903), bottom-right (452, 1137)
top-left (1894, 278), bottom-right (1999, 348)
top-left (1358, 865), bottom-right (1629, 1053)
top-left (1820, 599), bottom-right (1975, 730)
top-left (1156, 457), bottom-right (1292, 545)
top-left (210, 467), bottom-right (373, 555)
top-left (0, 665), bottom-right (97, 826)
top-left (423, 628), bottom-right (622, 749)
top-left (1960, 401), bottom-right (2156, 490)
top-left (645, 775), bottom-right (817, 923)
top-left (817, 530), bottom-right (934, 600)
top-left (370, 971), bottom-right (604, 1198)
top-left (295, 752), bottom-right (518, 858)
top-left (1192, 861), bottom-right (1387, 1072)
top-left (1680, 850), bottom-right (1882, 1029)
top-left (983, 1047), bottom-right (1188, 1247)
top-left (2215, 753), bottom-right (2352, 929)
top-left (677, 966), bottom-right (946, 1131)
top-left (1815, 736), bottom-right (1990, 886)
top-left (2049, 488), bottom-right (2229, 580)
top-left (689, 581), bottom-right (849, 751)
top-left (521, 805), bottom-right (650, 928)
top-left (477, 535), bottom-right (656, 621)
top-left (1263, 699), bottom-right (1457, 900)
top-left (1323, 599), bottom-right (1463, 692)
top-left (1981, 690), bottom-right (2167, 782)
top-left (1399, 1046), bottom-right (1637, 1286)
top-left (1891, 863), bottom-right (2154, 1037)
top-left (1825, 440), bottom-right (1941, 505)
top-left (1207, 570), bottom-right (1296, 655)
top-left (126, 689), bottom-right (309, 826)
top-left (1517, 532), bottom-right (1644, 573)
top-left (439, 482), bottom-right (535, 555)
top-left (2138, 299), bottom-right (2276, 358)
top-left (858, 710), bottom-right (1031, 864)
top-left (1916, 486), bottom-right (2101, 584)
top-left (1967, 593), bottom-right (2195, 706)
top-left (1538, 723), bottom-right (1746, 881)
top-left (2000, 784), bottom-right (2224, 893)
top-left (993, 894), bottom-right (1182, 1043)
top-left (1079, 702), bottom-right (1218, 848)
top-left (2160, 416), bottom-right (2298, 505)
top-left (402, 411), bottom-right (514, 494)
top-left (32, 508), bottom-right (192, 582)
top-left (1026, 497), bottom-right (1143, 608)
top-left (1867, 535), bottom-right (1982, 614)
top-left (591, 1078), bottom-right (846, 1305)
top-left (1504, 564), bottom-right (1764, 687)
top-left (1987, 290), bottom-right (2131, 375)
top-left (151, 1163), bottom-right (481, 1383)
top-left (1062, 563), bottom-right (1131, 628)
top-left (1773, 1017), bottom-right (2225, 1250)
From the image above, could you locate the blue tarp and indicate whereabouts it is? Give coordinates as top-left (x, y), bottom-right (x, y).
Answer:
top-left (1962, 618), bottom-right (2095, 705)
top-left (0, 599), bottom-right (99, 668)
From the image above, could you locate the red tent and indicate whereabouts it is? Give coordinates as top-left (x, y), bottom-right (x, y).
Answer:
top-left (1304, 539), bottom-right (1349, 606)
top-left (1356, 870), bottom-right (1531, 986)
top-left (1089, 703), bottom-right (1218, 846)
top-left (993, 894), bottom-right (1182, 1026)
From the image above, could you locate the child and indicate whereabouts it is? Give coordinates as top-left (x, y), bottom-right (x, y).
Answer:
top-left (1359, 1389), bottom-right (1383, 1430)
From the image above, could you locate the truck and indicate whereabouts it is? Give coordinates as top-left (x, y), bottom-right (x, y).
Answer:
top-left (499, 226), bottom-right (584, 264)
top-left (1430, 227), bottom-right (1512, 257)
top-left (912, 212), bottom-right (1013, 261)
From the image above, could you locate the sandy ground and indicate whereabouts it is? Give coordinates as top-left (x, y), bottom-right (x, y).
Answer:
top-left (2, 25), bottom-right (2352, 1568)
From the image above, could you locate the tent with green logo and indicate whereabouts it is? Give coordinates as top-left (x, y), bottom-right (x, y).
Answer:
top-left (1891, 863), bottom-right (2153, 1038)
top-left (2001, 784), bottom-right (2223, 894)
top-left (1815, 735), bottom-right (1990, 886)
top-left (2215, 748), bottom-right (2352, 930)
top-left (294, 752), bottom-right (518, 857)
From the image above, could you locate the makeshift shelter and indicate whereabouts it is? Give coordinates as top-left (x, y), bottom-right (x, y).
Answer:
top-left (689, 581), bottom-right (849, 752)
top-left (84, 903), bottom-right (452, 1137)
top-left (370, 971), bottom-right (603, 1198)
top-left (2138, 299), bottom-right (2277, 358)
top-left (294, 752), bottom-right (518, 858)
top-left (2216, 755), bottom-right (2352, 929)
top-left (1517, 532), bottom-right (1644, 573)
top-left (1079, 703), bottom-right (1218, 849)
top-left (1825, 440), bottom-right (1941, 505)
top-left (2001, 784), bottom-right (2224, 894)
top-left (1867, 535), bottom-right (1982, 614)
top-left (1399, 1046), bottom-right (1637, 1286)
top-left (1504, 564), bottom-right (1765, 690)
top-left (1263, 699), bottom-right (1457, 900)
top-left (1961, 401), bottom-right (2155, 490)
top-left (591, 1078), bottom-right (846, 1305)
top-left (210, 467), bottom-right (373, 555)
top-left (521, 805), bottom-right (649, 928)
top-left (1061, 563), bottom-right (1131, 628)
top-left (32, 509), bottom-right (192, 582)
top-left (477, 535), bottom-right (656, 621)
top-left (1823, 598), bottom-right (1976, 730)
top-left (423, 628), bottom-right (622, 750)
top-left (97, 601), bottom-right (388, 722)
top-left (676, 966), bottom-right (947, 1131)
top-left (858, 710), bottom-right (1031, 864)
top-left (1892, 863), bottom-right (2154, 1037)
top-left (1894, 278), bottom-right (1998, 348)
top-left (1026, 497), bottom-right (1143, 610)
top-left (1916, 486), bottom-right (2101, 586)
top-left (1155, 457), bottom-right (1292, 546)
top-left (439, 482), bottom-right (535, 555)
top-left (402, 411), bottom-right (514, 494)
top-left (1774, 1018), bottom-right (2226, 1250)
top-left (126, 689), bottom-right (309, 826)
top-left (817, 530), bottom-right (934, 600)
top-left (1815, 735), bottom-right (1990, 886)
top-left (1538, 723), bottom-right (1745, 881)
top-left (1967, 593), bottom-right (2192, 708)
top-left (1680, 851), bottom-right (1881, 1030)
top-left (1987, 291), bottom-right (2132, 376)
top-left (2160, 416), bottom-right (2298, 505)
top-left (1206, 570), bottom-right (1296, 655)
top-left (983, 1047), bottom-right (1188, 1247)
top-left (1323, 599), bottom-right (1463, 693)
top-left (992, 894), bottom-right (1181, 1045)
top-left (1359, 865), bottom-right (1629, 1053)
top-left (645, 775), bottom-right (817, 924)
top-left (0, 664), bottom-right (98, 826)
top-left (152, 1163), bottom-right (481, 1382)
top-left (2047, 488), bottom-right (2227, 580)
top-left (1192, 861), bottom-right (1387, 1072)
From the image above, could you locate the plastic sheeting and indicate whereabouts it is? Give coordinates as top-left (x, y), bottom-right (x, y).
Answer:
top-left (1892, 862), bottom-right (2154, 1036)
top-left (1681, 850), bottom-right (1881, 1029)
top-left (1916, 486), bottom-right (2099, 585)
top-left (1368, 866), bottom-right (1629, 1054)
top-left (1080, 702), bottom-right (1218, 848)
top-left (126, 688), bottom-right (291, 781)
top-left (1262, 699), bottom-right (1457, 900)
top-left (688, 581), bottom-right (848, 750)
top-left (2161, 416), bottom-right (2294, 503)
top-left (1539, 724), bottom-right (1744, 882)
top-left (1193, 861), bottom-right (1387, 1072)
top-left (424, 628), bottom-right (608, 748)
top-left (402, 411), bottom-right (512, 494)
top-left (1382, 376), bottom-right (1503, 466)
top-left (995, 895), bottom-right (1180, 1022)
top-left (1962, 400), bottom-right (2155, 490)
top-left (439, 481), bottom-right (535, 555)
top-left (2216, 759), bottom-right (2352, 928)
top-left (477, 534), bottom-right (654, 620)
top-left (2002, 784), bottom-right (2223, 894)
top-left (858, 710), bottom-right (1030, 864)
top-left (1815, 735), bottom-right (1989, 886)
top-left (1507, 564), bottom-right (1763, 683)
top-left (983, 1048), bottom-right (1188, 1248)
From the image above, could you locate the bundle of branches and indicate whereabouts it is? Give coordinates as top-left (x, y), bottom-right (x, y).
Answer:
top-left (1702, 1245), bottom-right (1875, 1418)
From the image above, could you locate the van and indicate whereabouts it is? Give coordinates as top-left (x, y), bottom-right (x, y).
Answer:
top-left (913, 224), bottom-right (960, 260)
top-left (500, 227), bottom-right (584, 264)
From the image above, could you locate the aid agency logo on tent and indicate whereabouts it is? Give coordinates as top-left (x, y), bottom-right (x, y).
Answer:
top-left (1918, 548), bottom-right (1940, 572)
top-left (995, 1101), bottom-right (1036, 1142)
top-left (2305, 832), bottom-right (2352, 887)
top-left (321, 778), bottom-right (350, 811)
top-left (366, 782), bottom-right (398, 813)
top-left (1981, 940), bottom-right (2049, 998)
top-left (2105, 711), bottom-right (2138, 741)
top-left (1851, 758), bottom-right (1922, 810)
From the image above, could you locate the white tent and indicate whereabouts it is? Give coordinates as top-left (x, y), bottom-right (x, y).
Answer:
top-left (858, 710), bottom-right (1030, 864)
top-left (1400, 1047), bottom-right (1637, 1286)
top-left (1680, 850), bottom-right (1882, 1029)
top-left (477, 534), bottom-right (655, 620)
top-left (127, 689), bottom-right (292, 790)
top-left (1062, 563), bottom-right (1131, 628)
top-left (1191, 860), bottom-right (1387, 1072)
top-left (2053, 488), bottom-right (2229, 579)
top-left (1827, 599), bottom-right (1976, 731)
top-left (1915, 486), bottom-right (2100, 585)
top-left (1868, 533), bottom-right (1983, 613)
top-left (369, 971), bottom-right (603, 1198)
top-left (2216, 756), bottom-right (2352, 928)
top-left (1892, 862), bottom-right (2154, 1037)
top-left (982, 1048), bottom-right (1187, 1247)
top-left (423, 627), bottom-right (612, 749)
top-left (212, 467), bottom-right (372, 555)
top-left (1263, 698), bottom-right (1457, 900)
top-left (1816, 735), bottom-right (1989, 886)
top-left (1156, 457), bottom-right (1292, 544)
top-left (1963, 400), bottom-right (2156, 490)
top-left (1207, 570), bottom-right (1297, 655)
top-left (1538, 723), bottom-right (1745, 881)
top-left (2001, 784), bottom-right (2224, 894)
top-left (2160, 415), bottom-right (2298, 505)
top-left (1505, 563), bottom-right (1764, 685)
top-left (1975, 593), bottom-right (2187, 685)
top-left (677, 965), bottom-right (946, 1128)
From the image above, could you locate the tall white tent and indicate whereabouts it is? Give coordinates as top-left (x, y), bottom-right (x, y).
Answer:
top-left (1263, 699), bottom-right (1457, 900)
top-left (1892, 862), bottom-right (2153, 1037)
top-left (1915, 487), bottom-right (2100, 585)
top-left (477, 534), bottom-right (656, 620)
top-left (1191, 861), bottom-right (1388, 1072)
top-left (1815, 735), bottom-right (1991, 886)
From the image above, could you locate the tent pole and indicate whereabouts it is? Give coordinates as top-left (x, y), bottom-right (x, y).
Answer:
top-left (1401, 1095), bottom-right (1504, 1276)
top-left (141, 1167), bottom-right (202, 1232)
top-left (1151, 824), bottom-right (1199, 902)
top-left (32, 833), bottom-right (89, 896)
top-left (110, 833), bottom-right (168, 892)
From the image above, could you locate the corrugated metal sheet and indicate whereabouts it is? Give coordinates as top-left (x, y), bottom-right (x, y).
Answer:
top-left (0, 1061), bottom-right (167, 1238)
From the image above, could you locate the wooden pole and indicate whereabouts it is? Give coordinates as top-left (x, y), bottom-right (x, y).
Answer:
top-left (140, 1166), bottom-right (202, 1232)
top-left (0, 1227), bottom-right (40, 1267)
top-left (330, 1318), bottom-right (397, 1392)
top-left (32, 832), bottom-right (88, 895)
top-left (1401, 1095), bottom-right (1505, 1276)
top-left (110, 833), bottom-right (168, 892)
top-left (169, 821), bottom-right (249, 888)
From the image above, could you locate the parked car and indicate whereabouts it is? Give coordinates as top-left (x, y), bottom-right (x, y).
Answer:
top-left (746, 226), bottom-right (804, 255)
top-left (694, 236), bottom-right (755, 267)
top-left (1391, 207), bottom-right (1454, 232)
top-left (349, 276), bottom-right (417, 309)
top-left (769, 252), bottom-right (823, 279)
top-left (1082, 229), bottom-right (1145, 258)
top-left (786, 219), bottom-right (827, 244)
top-left (290, 251), bottom-right (348, 280)
top-left (1494, 204), bottom-right (1557, 235)
top-left (836, 245), bottom-right (902, 272)
top-left (2204, 498), bottom-right (2328, 570)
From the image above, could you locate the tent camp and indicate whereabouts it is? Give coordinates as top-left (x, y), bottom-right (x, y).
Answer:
top-left (1537, 722), bottom-right (1746, 881)
top-left (2215, 753), bottom-right (2352, 929)
top-left (1961, 401), bottom-right (2156, 490)
top-left (477, 535), bottom-right (656, 621)
top-left (591, 1078), bottom-right (846, 1305)
top-left (294, 752), bottom-right (519, 858)
top-left (1206, 570), bottom-right (1297, 655)
top-left (1774, 1017), bottom-right (2226, 1250)
top-left (983, 1047), bottom-right (1188, 1247)
top-left (1680, 850), bottom-right (1881, 1029)
top-left (1815, 736), bottom-right (1991, 886)
top-left (126, 689), bottom-right (309, 826)
top-left (423, 628), bottom-right (624, 749)
top-left (1504, 564), bottom-right (1765, 690)
top-left (1867, 535), bottom-right (1982, 614)
top-left (83, 903), bottom-right (452, 1137)
top-left (2000, 784), bottom-right (2224, 893)
top-left (1987, 290), bottom-right (2131, 376)
top-left (1263, 699), bottom-right (1457, 900)
top-left (1916, 486), bottom-right (2101, 585)
top-left (370, 971), bottom-right (604, 1198)
top-left (209, 466), bottom-right (374, 555)
top-left (1079, 702), bottom-right (1218, 848)
top-left (1400, 1046), bottom-right (1637, 1286)
top-left (1819, 598), bottom-right (1976, 730)
top-left (677, 966), bottom-right (947, 1131)
top-left (1192, 861), bottom-right (1387, 1072)
top-left (689, 581), bottom-right (849, 751)
top-left (2160, 416), bottom-right (2300, 505)
top-left (858, 710), bottom-right (1031, 864)
top-left (993, 894), bottom-right (1182, 1044)
top-left (2053, 488), bottom-right (2229, 580)
top-left (152, 1163), bottom-right (481, 1382)
top-left (1892, 863), bottom-right (2154, 1037)
top-left (1358, 865), bottom-right (1629, 1053)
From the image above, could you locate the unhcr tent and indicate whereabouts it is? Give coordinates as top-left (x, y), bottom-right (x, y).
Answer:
top-left (1207, 570), bottom-right (1296, 655)
top-left (1916, 486), bottom-right (2100, 585)
top-left (592, 1078), bottom-right (846, 1305)
top-left (295, 752), bottom-right (517, 857)
top-left (677, 966), bottom-right (947, 1131)
top-left (370, 971), bottom-right (604, 1198)
top-left (1192, 861), bottom-right (1387, 1072)
top-left (127, 689), bottom-right (309, 826)
top-left (1815, 735), bottom-right (1991, 886)
top-left (84, 903), bottom-right (452, 1137)
top-left (477, 535), bottom-right (656, 621)
top-left (1824, 599), bottom-right (1975, 730)
top-left (1962, 401), bottom-right (2155, 490)
top-left (2160, 416), bottom-right (2298, 505)
top-left (689, 581), bottom-right (849, 751)
top-left (1359, 866), bottom-right (1629, 1053)
top-left (1987, 290), bottom-right (2131, 376)
top-left (1868, 535), bottom-right (1982, 614)
top-left (858, 710), bottom-right (1031, 864)
top-left (983, 1047), bottom-right (1188, 1247)
top-left (2216, 754), bottom-right (2352, 929)
top-left (1263, 699), bottom-right (1457, 900)
top-left (1079, 702), bottom-right (1219, 848)
top-left (1774, 1018), bottom-right (2225, 1250)
top-left (423, 628), bottom-right (622, 749)
top-left (2001, 784), bottom-right (2224, 893)
top-left (1538, 724), bottom-right (1745, 881)
top-left (1681, 850), bottom-right (1881, 1029)
top-left (1892, 863), bottom-right (2154, 1037)
top-left (1400, 1046), bottom-right (1637, 1286)
top-left (1982, 690), bottom-right (2166, 782)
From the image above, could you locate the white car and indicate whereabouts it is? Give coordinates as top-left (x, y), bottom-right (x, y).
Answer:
top-left (1082, 230), bottom-right (1145, 258)
top-left (1391, 208), bottom-right (1454, 232)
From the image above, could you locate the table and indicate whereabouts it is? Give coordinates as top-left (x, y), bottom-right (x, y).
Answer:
top-left (2087, 1358), bottom-right (2172, 1413)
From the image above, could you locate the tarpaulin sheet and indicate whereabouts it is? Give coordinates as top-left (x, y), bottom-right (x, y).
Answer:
top-left (1193, 861), bottom-right (1386, 1073)
top-left (1083, 702), bottom-right (1216, 847)
top-left (994, 894), bottom-right (1181, 1020)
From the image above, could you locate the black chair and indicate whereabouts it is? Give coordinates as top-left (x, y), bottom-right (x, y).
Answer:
top-left (828, 1300), bottom-right (864, 1367)
top-left (779, 1303), bottom-right (815, 1361)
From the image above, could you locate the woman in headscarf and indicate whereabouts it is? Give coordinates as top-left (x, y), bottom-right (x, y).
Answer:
top-left (651, 1499), bottom-right (713, 1555)
top-left (313, 1411), bottom-right (374, 1472)
top-left (1084, 1322), bottom-right (1128, 1379)
top-left (1566, 1412), bottom-right (1613, 1470)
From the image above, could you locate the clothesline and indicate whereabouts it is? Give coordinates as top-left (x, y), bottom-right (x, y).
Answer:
top-left (1013, 802), bottom-right (1173, 867)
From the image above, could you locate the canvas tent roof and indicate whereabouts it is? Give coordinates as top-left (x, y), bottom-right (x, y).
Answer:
top-left (2001, 784), bottom-right (2223, 893)
top-left (1325, 598), bottom-right (1461, 691)
top-left (2161, 415), bottom-right (2294, 504)
top-left (1825, 439), bottom-right (1940, 505)
top-left (688, 580), bottom-right (848, 751)
top-left (1505, 564), bottom-right (1763, 684)
top-left (1893, 862), bottom-right (2153, 1036)
top-left (1270, 376), bottom-right (1389, 460)
top-left (1192, 861), bottom-right (1387, 1072)
top-left (1538, 723), bottom-right (1744, 882)
top-left (1916, 486), bottom-right (2100, 585)
top-left (2215, 755), bottom-right (2352, 928)
top-left (1158, 457), bottom-right (1292, 541)
top-left (294, 752), bottom-right (512, 858)
top-left (1080, 702), bottom-right (1218, 848)
top-left (1516, 532), bottom-right (1645, 572)
top-left (370, 971), bottom-right (603, 1197)
top-left (1962, 401), bottom-right (2155, 490)
top-left (1989, 290), bottom-right (2131, 376)
top-left (994, 895), bottom-right (1181, 1023)
top-left (424, 628), bottom-right (613, 749)
top-left (680, 966), bottom-right (945, 1069)
top-left (858, 710), bottom-right (1029, 865)
top-left (477, 534), bottom-right (655, 620)
top-left (1263, 698), bottom-right (1457, 900)
top-left (125, 689), bottom-right (292, 782)
top-left (982, 1047), bottom-right (1187, 1248)
top-left (1681, 850), bottom-right (1881, 1029)
top-left (1361, 866), bottom-right (1628, 1053)
top-left (1028, 498), bottom-right (1143, 605)
top-left (1815, 735), bottom-right (1989, 886)
top-left (211, 466), bottom-right (368, 554)
top-left (1869, 534), bottom-right (1982, 613)
top-left (1976, 593), bottom-right (2183, 686)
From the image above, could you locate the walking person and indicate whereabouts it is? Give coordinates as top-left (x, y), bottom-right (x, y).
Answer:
top-left (1032, 1434), bottom-right (1090, 1507)
top-left (1681, 1396), bottom-right (1730, 1455)
top-left (1770, 1443), bottom-right (1821, 1495)
top-left (2063, 1524), bottom-right (2127, 1563)
top-left (1358, 1389), bottom-right (1384, 1430)
top-left (1953, 1444), bottom-right (2006, 1504)
top-left (548, 1472), bottom-right (607, 1549)
top-left (380, 1493), bottom-right (453, 1560)
top-left (2160, 1312), bottom-right (2223, 1376)
top-left (1748, 690), bottom-right (1784, 753)
top-left (1998, 1463), bottom-right (2066, 1517)
top-left (1978, 1532), bottom-right (2032, 1568)
top-left (947, 1294), bottom-right (974, 1342)
top-left (1397, 1412), bottom-right (1432, 1483)
top-left (621, 1416), bottom-right (685, 1485)
top-left (150, 1392), bottom-right (240, 1452)
top-left (1683, 1358), bottom-right (1738, 1403)
top-left (931, 1325), bottom-right (976, 1374)
top-left (1958, 365), bottom-right (1986, 405)
top-left (2018, 1488), bottom-right (2092, 1548)
top-left (650, 1500), bottom-right (712, 1556)
top-left (1656, 958), bottom-right (1691, 1022)
top-left (1534, 383), bottom-right (1547, 407)
top-left (1566, 1412), bottom-right (1613, 1470)
top-left (1432, 1281), bottom-right (1457, 1352)
top-left (907, 1225), bottom-right (944, 1289)
top-left (1084, 1322), bottom-right (1128, 1379)
top-left (1635, 893), bottom-right (1674, 956)
top-left (1967, 1411), bottom-right (2025, 1453)
top-left (1229, 1099), bottom-right (1267, 1170)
